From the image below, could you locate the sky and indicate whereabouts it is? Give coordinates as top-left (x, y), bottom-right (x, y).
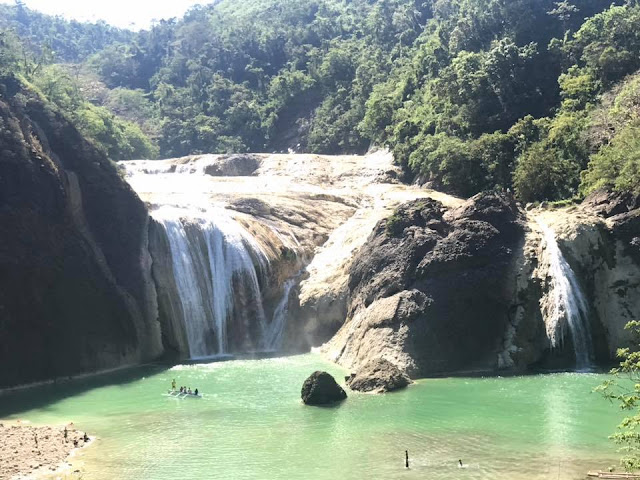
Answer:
top-left (0, 0), bottom-right (208, 30)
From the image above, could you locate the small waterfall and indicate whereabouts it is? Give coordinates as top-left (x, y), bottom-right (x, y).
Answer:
top-left (262, 276), bottom-right (298, 351)
top-left (154, 206), bottom-right (270, 358)
top-left (538, 220), bottom-right (594, 370)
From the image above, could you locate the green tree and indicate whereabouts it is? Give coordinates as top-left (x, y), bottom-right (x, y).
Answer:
top-left (581, 122), bottom-right (640, 195)
top-left (597, 321), bottom-right (640, 471)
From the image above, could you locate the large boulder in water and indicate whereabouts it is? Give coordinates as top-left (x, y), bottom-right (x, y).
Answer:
top-left (203, 153), bottom-right (261, 176)
top-left (301, 371), bottom-right (347, 405)
top-left (347, 358), bottom-right (412, 393)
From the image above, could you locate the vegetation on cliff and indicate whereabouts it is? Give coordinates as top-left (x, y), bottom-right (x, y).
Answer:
top-left (598, 321), bottom-right (640, 471)
top-left (1, 0), bottom-right (640, 199)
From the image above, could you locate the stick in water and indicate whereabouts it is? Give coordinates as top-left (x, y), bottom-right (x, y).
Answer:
top-left (405, 450), bottom-right (409, 468)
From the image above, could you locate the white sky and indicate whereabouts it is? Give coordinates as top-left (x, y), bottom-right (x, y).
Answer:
top-left (0, 0), bottom-right (208, 30)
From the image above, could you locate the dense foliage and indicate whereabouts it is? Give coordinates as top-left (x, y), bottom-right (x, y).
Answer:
top-left (597, 321), bottom-right (640, 471)
top-left (2, 0), bottom-right (640, 199)
top-left (0, 16), bottom-right (156, 160)
top-left (0, 1), bottom-right (133, 62)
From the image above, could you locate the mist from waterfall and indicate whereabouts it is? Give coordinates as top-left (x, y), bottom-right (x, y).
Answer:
top-left (538, 220), bottom-right (594, 370)
top-left (154, 206), bottom-right (270, 358)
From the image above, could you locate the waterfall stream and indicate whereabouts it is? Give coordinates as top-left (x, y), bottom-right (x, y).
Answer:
top-left (263, 276), bottom-right (298, 351)
top-left (122, 158), bottom-right (310, 359)
top-left (538, 220), bottom-right (594, 370)
top-left (154, 206), bottom-right (274, 358)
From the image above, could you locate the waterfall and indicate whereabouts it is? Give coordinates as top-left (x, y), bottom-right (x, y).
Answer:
top-left (121, 157), bottom-right (307, 359)
top-left (538, 220), bottom-right (594, 370)
top-left (154, 206), bottom-right (270, 358)
top-left (262, 276), bottom-right (298, 351)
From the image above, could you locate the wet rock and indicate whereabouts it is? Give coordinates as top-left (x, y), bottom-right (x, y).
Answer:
top-left (301, 371), bottom-right (347, 405)
top-left (347, 358), bottom-right (412, 393)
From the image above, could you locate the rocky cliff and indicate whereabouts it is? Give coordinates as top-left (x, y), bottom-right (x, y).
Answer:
top-left (321, 190), bottom-right (640, 377)
top-left (514, 192), bottom-right (640, 367)
top-left (0, 75), bottom-right (162, 387)
top-left (322, 192), bottom-right (527, 376)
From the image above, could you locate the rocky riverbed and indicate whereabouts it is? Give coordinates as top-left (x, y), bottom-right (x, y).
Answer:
top-left (0, 421), bottom-right (91, 479)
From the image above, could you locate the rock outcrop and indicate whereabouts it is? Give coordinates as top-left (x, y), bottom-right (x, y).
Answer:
top-left (346, 358), bottom-right (412, 393)
top-left (322, 192), bottom-right (526, 377)
top-left (0, 75), bottom-right (162, 387)
top-left (203, 154), bottom-right (261, 177)
top-left (301, 371), bottom-right (347, 405)
top-left (519, 191), bottom-right (640, 364)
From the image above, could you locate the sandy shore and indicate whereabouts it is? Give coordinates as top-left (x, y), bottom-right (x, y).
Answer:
top-left (0, 420), bottom-right (91, 479)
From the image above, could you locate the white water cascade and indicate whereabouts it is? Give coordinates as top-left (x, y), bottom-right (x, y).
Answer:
top-left (538, 220), bottom-right (594, 370)
top-left (121, 157), bottom-right (304, 358)
top-left (263, 276), bottom-right (298, 351)
top-left (155, 206), bottom-right (272, 358)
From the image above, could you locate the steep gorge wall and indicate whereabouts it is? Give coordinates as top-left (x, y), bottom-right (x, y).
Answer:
top-left (0, 76), bottom-right (162, 387)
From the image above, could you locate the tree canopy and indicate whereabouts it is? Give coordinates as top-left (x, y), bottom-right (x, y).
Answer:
top-left (2, 0), bottom-right (640, 200)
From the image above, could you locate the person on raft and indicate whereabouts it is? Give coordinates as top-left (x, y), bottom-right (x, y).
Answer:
top-left (171, 379), bottom-right (176, 390)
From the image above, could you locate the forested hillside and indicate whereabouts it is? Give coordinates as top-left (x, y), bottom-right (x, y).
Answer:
top-left (2, 0), bottom-right (640, 201)
top-left (0, 2), bottom-right (133, 62)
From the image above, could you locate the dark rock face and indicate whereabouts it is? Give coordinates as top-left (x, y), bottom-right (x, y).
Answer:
top-left (0, 76), bottom-right (162, 387)
top-left (301, 371), bottom-right (347, 405)
top-left (582, 189), bottom-right (640, 261)
top-left (346, 358), bottom-right (412, 393)
top-left (327, 192), bottom-right (526, 377)
top-left (203, 154), bottom-right (261, 177)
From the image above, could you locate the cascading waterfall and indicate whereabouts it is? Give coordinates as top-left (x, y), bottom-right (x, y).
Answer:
top-left (154, 206), bottom-right (271, 358)
top-left (262, 276), bottom-right (298, 351)
top-left (538, 220), bottom-right (594, 370)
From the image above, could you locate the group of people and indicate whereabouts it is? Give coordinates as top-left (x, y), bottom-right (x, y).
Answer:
top-left (171, 379), bottom-right (199, 396)
top-left (179, 386), bottom-right (198, 395)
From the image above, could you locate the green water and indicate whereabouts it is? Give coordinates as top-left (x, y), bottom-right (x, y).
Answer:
top-left (0, 354), bottom-right (623, 479)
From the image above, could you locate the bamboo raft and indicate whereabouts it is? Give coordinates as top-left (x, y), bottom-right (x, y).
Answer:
top-left (588, 472), bottom-right (640, 479)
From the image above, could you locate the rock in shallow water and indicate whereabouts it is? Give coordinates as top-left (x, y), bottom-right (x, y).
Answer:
top-left (301, 371), bottom-right (347, 405)
top-left (347, 358), bottom-right (412, 393)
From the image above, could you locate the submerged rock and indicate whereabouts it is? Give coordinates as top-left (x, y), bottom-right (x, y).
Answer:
top-left (347, 358), bottom-right (412, 393)
top-left (301, 371), bottom-right (347, 405)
